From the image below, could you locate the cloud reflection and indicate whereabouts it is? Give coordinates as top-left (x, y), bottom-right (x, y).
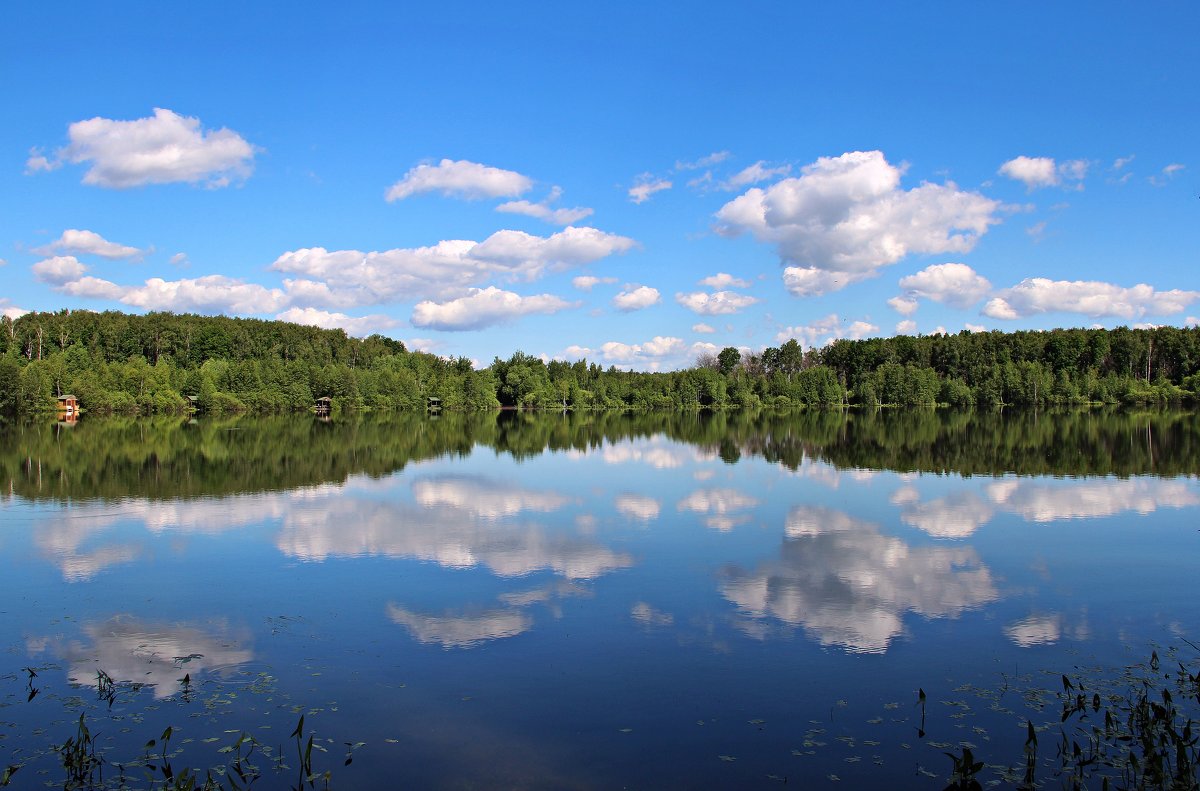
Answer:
top-left (386, 605), bottom-right (533, 648)
top-left (677, 487), bottom-right (759, 531)
top-left (29, 616), bottom-right (253, 699)
top-left (893, 478), bottom-right (1200, 538)
top-left (278, 492), bottom-right (632, 580)
top-left (615, 494), bottom-right (661, 522)
top-left (722, 506), bottom-right (998, 653)
top-left (412, 474), bottom-right (572, 520)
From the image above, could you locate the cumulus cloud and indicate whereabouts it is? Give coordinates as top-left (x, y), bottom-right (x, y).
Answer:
top-left (776, 314), bottom-right (878, 347)
top-left (692, 322), bottom-right (716, 334)
top-left (998, 155), bottom-right (1089, 190)
top-left (675, 290), bottom-right (759, 315)
top-left (983, 278), bottom-right (1199, 320)
top-left (32, 255), bottom-right (88, 284)
top-left (275, 307), bottom-right (400, 336)
top-left (411, 286), bottom-right (575, 331)
top-left (1, 299), bottom-right (28, 319)
top-left (716, 151), bottom-right (999, 297)
top-left (271, 226), bottom-right (635, 308)
top-left (612, 284), bottom-right (661, 311)
top-left (386, 158), bottom-right (531, 201)
top-left (61, 274), bottom-right (290, 314)
top-left (30, 108), bottom-right (256, 188)
top-left (572, 275), bottom-right (617, 291)
top-left (599, 336), bottom-right (686, 367)
top-left (888, 295), bottom-right (918, 316)
top-left (895, 319), bottom-right (917, 334)
top-left (496, 186), bottom-right (594, 225)
top-left (897, 262), bottom-right (992, 310)
top-left (34, 229), bottom-right (147, 261)
top-left (628, 174), bottom-right (672, 204)
top-left (699, 272), bottom-right (751, 289)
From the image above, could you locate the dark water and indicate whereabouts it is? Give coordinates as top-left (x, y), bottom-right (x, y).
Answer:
top-left (1, 409), bottom-right (1198, 788)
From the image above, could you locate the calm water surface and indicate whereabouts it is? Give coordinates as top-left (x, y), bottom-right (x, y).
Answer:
top-left (2, 410), bottom-right (1198, 788)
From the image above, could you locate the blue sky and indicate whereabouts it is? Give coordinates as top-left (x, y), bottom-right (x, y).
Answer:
top-left (3, 2), bottom-right (1197, 369)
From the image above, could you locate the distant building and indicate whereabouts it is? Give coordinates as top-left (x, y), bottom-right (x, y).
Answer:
top-left (315, 396), bottom-right (332, 415)
top-left (57, 394), bottom-right (78, 415)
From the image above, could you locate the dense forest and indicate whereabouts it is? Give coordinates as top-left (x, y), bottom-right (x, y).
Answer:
top-left (2, 309), bottom-right (1199, 417)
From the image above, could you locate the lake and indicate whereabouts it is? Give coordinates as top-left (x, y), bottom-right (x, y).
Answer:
top-left (2, 409), bottom-right (1199, 789)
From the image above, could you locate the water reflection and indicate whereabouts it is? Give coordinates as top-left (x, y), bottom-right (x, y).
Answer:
top-left (892, 477), bottom-right (1200, 538)
top-left (722, 506), bottom-right (999, 652)
top-left (28, 616), bottom-right (253, 698)
top-left (614, 494), bottom-right (661, 522)
top-left (677, 487), bottom-right (759, 531)
top-left (411, 474), bottom-right (573, 520)
top-left (278, 483), bottom-right (633, 580)
top-left (386, 605), bottom-right (534, 648)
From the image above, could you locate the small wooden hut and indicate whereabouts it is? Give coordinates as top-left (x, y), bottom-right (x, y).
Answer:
top-left (426, 396), bottom-right (442, 413)
top-left (56, 394), bottom-right (78, 415)
top-left (314, 396), bottom-right (332, 415)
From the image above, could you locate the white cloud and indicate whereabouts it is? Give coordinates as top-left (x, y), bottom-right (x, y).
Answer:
top-left (1, 299), bottom-right (28, 319)
top-left (411, 286), bottom-right (576, 331)
top-left (385, 158), bottom-right (531, 201)
top-left (612, 284), bottom-right (661, 311)
top-left (169, 252), bottom-right (189, 267)
top-left (964, 322), bottom-right (986, 332)
top-left (998, 155), bottom-right (1089, 190)
top-left (776, 314), bottom-right (879, 347)
top-left (275, 307), bottom-right (400, 336)
top-left (572, 275), bottom-right (617, 291)
top-left (676, 151), bottom-right (730, 170)
top-left (983, 278), bottom-right (1199, 320)
top-left (699, 272), bottom-right (751, 289)
top-left (34, 229), bottom-right (146, 260)
top-left (1112, 155), bottom-right (1135, 171)
top-left (61, 274), bottom-right (290, 314)
top-left (692, 322), bottom-right (716, 334)
top-left (24, 147), bottom-right (58, 174)
top-left (271, 226), bottom-right (635, 308)
top-left (897, 262), bottom-right (992, 309)
top-left (888, 295), bottom-right (918, 316)
top-left (675, 290), bottom-right (759, 315)
top-left (32, 255), bottom-right (88, 284)
top-left (1185, 316), bottom-right (1199, 327)
top-left (628, 174), bottom-right (672, 204)
top-left (32, 108), bottom-right (256, 188)
top-left (599, 336), bottom-right (685, 365)
top-left (717, 151), bottom-right (998, 297)
top-left (1149, 163), bottom-right (1186, 186)
top-left (895, 319), bottom-right (917, 334)
top-left (719, 160), bottom-right (791, 191)
top-left (495, 186), bottom-right (594, 225)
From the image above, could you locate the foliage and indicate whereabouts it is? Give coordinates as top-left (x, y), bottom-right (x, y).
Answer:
top-left (2, 311), bottom-right (1198, 419)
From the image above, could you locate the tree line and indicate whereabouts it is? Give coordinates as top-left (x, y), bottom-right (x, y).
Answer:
top-left (2, 309), bottom-right (1199, 417)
